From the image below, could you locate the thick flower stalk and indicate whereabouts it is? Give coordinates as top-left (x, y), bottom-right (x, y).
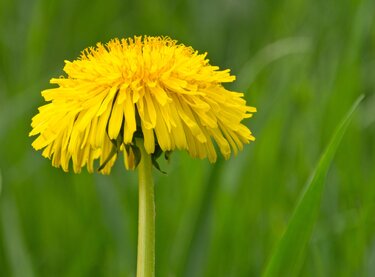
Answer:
top-left (30, 36), bottom-right (256, 174)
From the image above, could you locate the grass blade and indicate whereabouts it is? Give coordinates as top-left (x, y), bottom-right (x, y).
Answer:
top-left (237, 37), bottom-right (311, 90)
top-left (263, 95), bottom-right (364, 277)
top-left (1, 196), bottom-right (35, 277)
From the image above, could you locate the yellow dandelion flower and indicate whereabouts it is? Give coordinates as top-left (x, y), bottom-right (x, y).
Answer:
top-left (30, 36), bottom-right (256, 174)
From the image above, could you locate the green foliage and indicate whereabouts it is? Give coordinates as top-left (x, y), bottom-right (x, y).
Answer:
top-left (263, 96), bottom-right (364, 277)
top-left (0, 0), bottom-right (374, 276)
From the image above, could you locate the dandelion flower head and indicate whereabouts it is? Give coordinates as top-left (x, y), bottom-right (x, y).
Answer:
top-left (30, 36), bottom-right (256, 174)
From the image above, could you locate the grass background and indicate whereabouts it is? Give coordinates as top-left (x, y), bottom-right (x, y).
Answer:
top-left (0, 0), bottom-right (374, 276)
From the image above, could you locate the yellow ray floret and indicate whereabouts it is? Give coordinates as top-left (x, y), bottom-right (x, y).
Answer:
top-left (30, 36), bottom-right (256, 174)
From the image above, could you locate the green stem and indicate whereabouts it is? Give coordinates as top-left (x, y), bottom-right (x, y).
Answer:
top-left (135, 138), bottom-right (155, 277)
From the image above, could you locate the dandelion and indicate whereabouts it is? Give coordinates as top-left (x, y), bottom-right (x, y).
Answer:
top-left (29, 36), bottom-right (256, 277)
top-left (30, 36), bottom-right (255, 174)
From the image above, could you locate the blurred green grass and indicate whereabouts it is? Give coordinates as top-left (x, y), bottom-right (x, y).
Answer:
top-left (0, 0), bottom-right (374, 276)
